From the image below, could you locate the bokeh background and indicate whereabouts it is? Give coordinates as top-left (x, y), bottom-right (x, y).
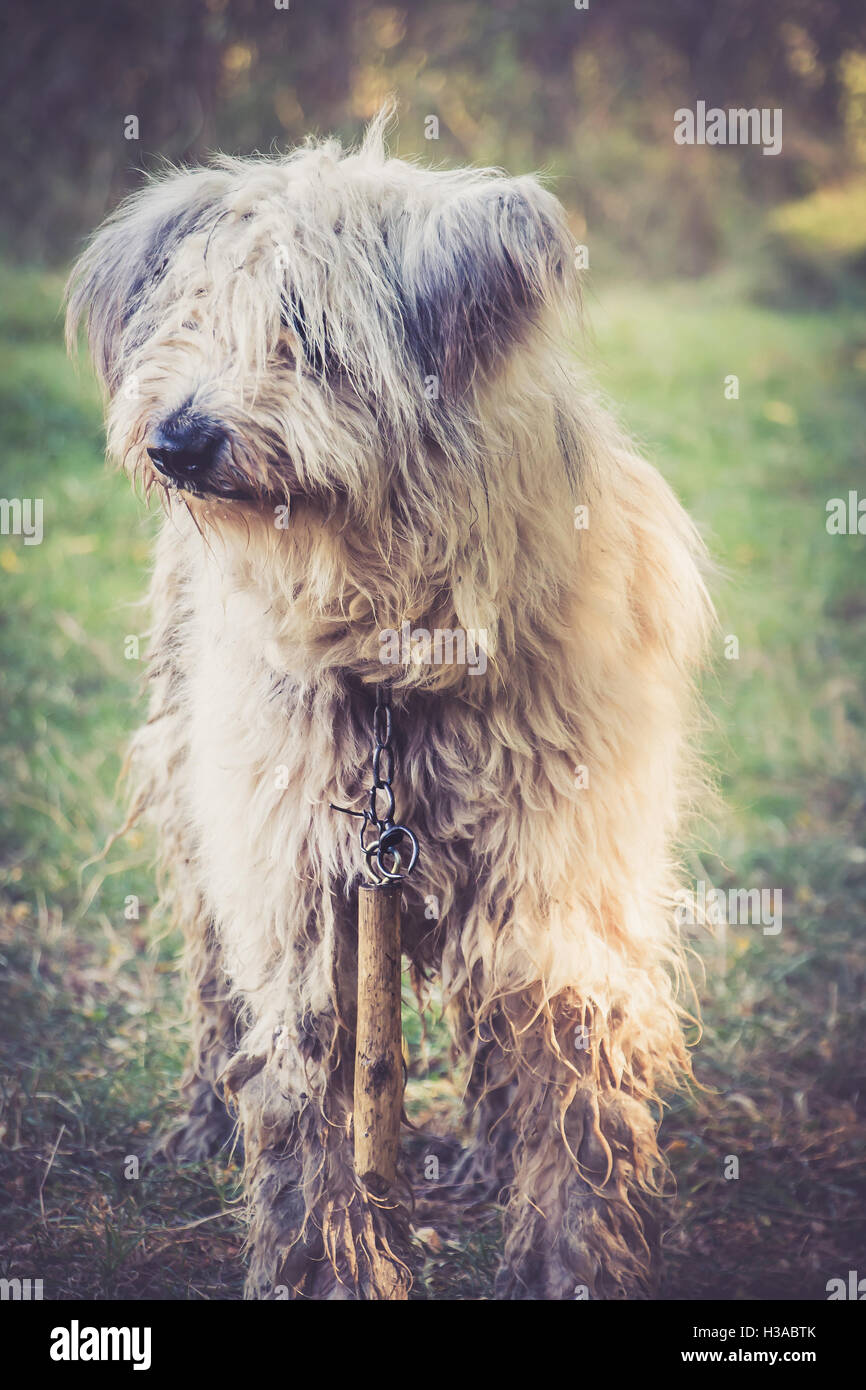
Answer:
top-left (1, 0), bottom-right (864, 1300)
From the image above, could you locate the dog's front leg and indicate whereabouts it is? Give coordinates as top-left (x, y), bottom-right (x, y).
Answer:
top-left (456, 983), bottom-right (672, 1300)
top-left (224, 899), bottom-right (414, 1300)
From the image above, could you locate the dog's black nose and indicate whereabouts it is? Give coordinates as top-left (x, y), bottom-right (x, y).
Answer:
top-left (147, 416), bottom-right (223, 483)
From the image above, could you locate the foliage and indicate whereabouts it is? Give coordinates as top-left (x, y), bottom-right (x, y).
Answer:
top-left (2, 0), bottom-right (866, 281)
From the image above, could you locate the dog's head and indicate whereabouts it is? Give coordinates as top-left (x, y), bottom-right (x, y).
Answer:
top-left (66, 113), bottom-right (576, 533)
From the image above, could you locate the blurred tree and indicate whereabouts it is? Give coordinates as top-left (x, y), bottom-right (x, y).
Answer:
top-left (0, 0), bottom-right (863, 273)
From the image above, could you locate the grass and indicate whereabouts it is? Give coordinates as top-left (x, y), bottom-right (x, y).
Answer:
top-left (1, 260), bottom-right (864, 1300)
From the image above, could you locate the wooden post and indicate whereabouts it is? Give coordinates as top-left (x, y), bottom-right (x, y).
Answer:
top-left (353, 880), bottom-right (403, 1194)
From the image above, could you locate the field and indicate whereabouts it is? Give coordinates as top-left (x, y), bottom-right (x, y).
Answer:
top-left (1, 260), bottom-right (864, 1300)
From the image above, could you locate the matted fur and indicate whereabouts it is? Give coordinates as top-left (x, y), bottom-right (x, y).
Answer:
top-left (67, 110), bottom-right (713, 1299)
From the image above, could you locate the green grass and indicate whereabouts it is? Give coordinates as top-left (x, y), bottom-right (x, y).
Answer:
top-left (1, 262), bottom-right (864, 1299)
top-left (591, 279), bottom-right (866, 1297)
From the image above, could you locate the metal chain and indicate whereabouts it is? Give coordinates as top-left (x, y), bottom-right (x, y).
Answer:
top-left (331, 684), bottom-right (420, 884)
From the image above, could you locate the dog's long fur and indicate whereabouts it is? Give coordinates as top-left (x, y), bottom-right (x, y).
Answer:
top-left (67, 112), bottom-right (713, 1299)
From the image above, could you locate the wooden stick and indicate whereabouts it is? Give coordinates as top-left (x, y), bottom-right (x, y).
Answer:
top-left (354, 880), bottom-right (403, 1193)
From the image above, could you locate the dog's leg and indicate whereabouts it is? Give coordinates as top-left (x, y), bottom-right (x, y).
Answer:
top-left (445, 1018), bottom-right (517, 1203)
top-left (154, 914), bottom-right (241, 1163)
top-left (238, 1073), bottom-right (414, 1300)
top-left (441, 995), bottom-right (664, 1296)
top-left (226, 905), bottom-right (415, 1300)
top-left (475, 987), bottom-right (669, 1300)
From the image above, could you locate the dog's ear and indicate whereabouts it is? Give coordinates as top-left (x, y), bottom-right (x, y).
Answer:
top-left (400, 175), bottom-right (576, 396)
top-left (66, 170), bottom-right (226, 392)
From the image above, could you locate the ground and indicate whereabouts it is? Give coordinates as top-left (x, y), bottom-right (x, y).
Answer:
top-left (1, 262), bottom-right (864, 1300)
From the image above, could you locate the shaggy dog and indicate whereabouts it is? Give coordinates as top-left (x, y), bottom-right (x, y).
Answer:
top-left (67, 112), bottom-right (712, 1300)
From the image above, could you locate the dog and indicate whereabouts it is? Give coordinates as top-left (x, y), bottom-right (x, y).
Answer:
top-left (66, 110), bottom-right (713, 1300)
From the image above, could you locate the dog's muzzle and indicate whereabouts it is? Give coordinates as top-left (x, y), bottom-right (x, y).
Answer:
top-left (146, 413), bottom-right (227, 490)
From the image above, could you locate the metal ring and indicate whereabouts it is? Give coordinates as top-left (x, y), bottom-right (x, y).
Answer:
top-left (379, 825), bottom-right (419, 878)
